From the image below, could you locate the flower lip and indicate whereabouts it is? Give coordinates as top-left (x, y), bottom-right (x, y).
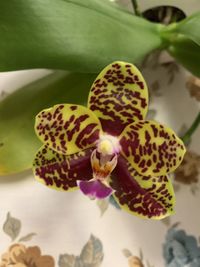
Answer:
top-left (97, 134), bottom-right (121, 155)
top-left (78, 180), bottom-right (113, 199)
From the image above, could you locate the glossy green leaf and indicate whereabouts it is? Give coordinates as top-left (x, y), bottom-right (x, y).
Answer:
top-left (168, 36), bottom-right (200, 77)
top-left (175, 12), bottom-right (200, 46)
top-left (0, 72), bottom-right (96, 175)
top-left (0, 0), bottom-right (162, 72)
top-left (160, 12), bottom-right (200, 76)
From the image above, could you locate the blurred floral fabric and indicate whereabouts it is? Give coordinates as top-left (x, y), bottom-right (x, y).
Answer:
top-left (1, 213), bottom-right (200, 266)
top-left (163, 227), bottom-right (200, 267)
top-left (0, 213), bottom-right (103, 267)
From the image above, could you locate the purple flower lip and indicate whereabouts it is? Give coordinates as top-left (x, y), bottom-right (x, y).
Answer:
top-left (77, 180), bottom-right (113, 199)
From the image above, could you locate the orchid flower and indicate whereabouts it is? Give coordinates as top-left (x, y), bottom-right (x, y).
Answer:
top-left (33, 61), bottom-right (186, 219)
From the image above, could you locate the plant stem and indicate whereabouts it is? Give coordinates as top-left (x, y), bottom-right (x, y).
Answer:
top-left (181, 112), bottom-right (200, 144)
top-left (130, 0), bottom-right (142, 17)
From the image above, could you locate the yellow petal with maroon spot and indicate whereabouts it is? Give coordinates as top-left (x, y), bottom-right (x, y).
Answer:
top-left (33, 145), bottom-right (93, 191)
top-left (120, 120), bottom-right (186, 176)
top-left (88, 61), bottom-right (148, 136)
top-left (35, 104), bottom-right (102, 155)
top-left (110, 156), bottom-right (175, 219)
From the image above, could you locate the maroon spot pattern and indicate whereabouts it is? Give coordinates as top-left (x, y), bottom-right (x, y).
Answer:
top-left (89, 63), bottom-right (148, 136)
top-left (110, 156), bottom-right (174, 218)
top-left (120, 121), bottom-right (185, 174)
top-left (36, 105), bottom-right (100, 154)
top-left (33, 145), bottom-right (93, 191)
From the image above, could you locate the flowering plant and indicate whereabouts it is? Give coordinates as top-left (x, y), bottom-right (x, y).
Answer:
top-left (33, 61), bottom-right (185, 219)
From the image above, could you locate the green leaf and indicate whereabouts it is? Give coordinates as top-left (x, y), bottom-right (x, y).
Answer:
top-left (0, 72), bottom-right (96, 175)
top-left (168, 36), bottom-right (200, 77)
top-left (58, 235), bottom-right (103, 267)
top-left (58, 254), bottom-right (77, 267)
top-left (80, 234), bottom-right (104, 266)
top-left (109, 195), bottom-right (121, 210)
top-left (175, 12), bottom-right (200, 46)
top-left (0, 0), bottom-right (162, 72)
top-left (122, 249), bottom-right (132, 258)
top-left (3, 212), bottom-right (21, 241)
top-left (96, 199), bottom-right (109, 216)
top-left (18, 232), bottom-right (37, 242)
top-left (160, 13), bottom-right (200, 76)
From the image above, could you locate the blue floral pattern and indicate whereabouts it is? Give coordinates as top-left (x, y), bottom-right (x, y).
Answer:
top-left (163, 228), bottom-right (200, 267)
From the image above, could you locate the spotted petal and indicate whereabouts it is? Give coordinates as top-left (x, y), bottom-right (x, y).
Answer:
top-left (33, 145), bottom-right (93, 191)
top-left (120, 120), bottom-right (186, 176)
top-left (88, 61), bottom-right (148, 136)
top-left (35, 104), bottom-right (102, 155)
top-left (110, 156), bottom-right (175, 219)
